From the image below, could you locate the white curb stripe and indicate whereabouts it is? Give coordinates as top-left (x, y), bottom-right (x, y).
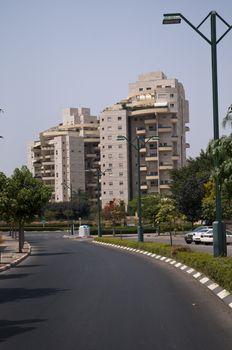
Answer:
top-left (217, 289), bottom-right (230, 299)
top-left (175, 262), bottom-right (181, 267)
top-left (193, 272), bottom-right (202, 279)
top-left (200, 277), bottom-right (209, 284)
top-left (208, 283), bottom-right (219, 291)
top-left (187, 268), bottom-right (194, 274)
top-left (180, 265), bottom-right (187, 270)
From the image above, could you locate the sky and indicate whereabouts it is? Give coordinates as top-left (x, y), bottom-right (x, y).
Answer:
top-left (0, 0), bottom-right (232, 175)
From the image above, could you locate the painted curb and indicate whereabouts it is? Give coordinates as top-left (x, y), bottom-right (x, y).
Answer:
top-left (93, 241), bottom-right (232, 311)
top-left (0, 242), bottom-right (31, 272)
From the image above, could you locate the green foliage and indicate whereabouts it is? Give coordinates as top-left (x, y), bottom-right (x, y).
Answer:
top-left (170, 150), bottom-right (212, 223)
top-left (95, 237), bottom-right (232, 293)
top-left (128, 194), bottom-right (161, 225)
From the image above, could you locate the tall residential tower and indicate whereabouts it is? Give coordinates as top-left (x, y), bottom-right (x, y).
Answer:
top-left (99, 71), bottom-right (189, 207)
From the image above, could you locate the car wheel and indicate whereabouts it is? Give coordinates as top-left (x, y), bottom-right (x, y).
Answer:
top-left (195, 241), bottom-right (200, 245)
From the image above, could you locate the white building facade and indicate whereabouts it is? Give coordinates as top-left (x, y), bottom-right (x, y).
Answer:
top-left (99, 71), bottom-right (189, 208)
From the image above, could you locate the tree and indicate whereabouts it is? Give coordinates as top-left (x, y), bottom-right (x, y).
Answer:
top-left (155, 198), bottom-right (184, 245)
top-left (102, 199), bottom-right (126, 233)
top-left (170, 150), bottom-right (212, 226)
top-left (222, 104), bottom-right (232, 129)
top-left (128, 194), bottom-right (161, 226)
top-left (5, 166), bottom-right (51, 252)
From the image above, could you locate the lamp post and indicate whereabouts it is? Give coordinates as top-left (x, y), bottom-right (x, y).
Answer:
top-left (163, 11), bottom-right (232, 257)
top-left (117, 135), bottom-right (159, 242)
top-left (95, 168), bottom-right (111, 237)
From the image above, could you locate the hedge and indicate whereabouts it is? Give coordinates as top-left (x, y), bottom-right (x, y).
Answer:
top-left (94, 237), bottom-right (232, 293)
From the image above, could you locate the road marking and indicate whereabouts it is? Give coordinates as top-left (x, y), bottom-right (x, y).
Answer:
top-left (193, 272), bottom-right (202, 279)
top-left (217, 289), bottom-right (230, 299)
top-left (200, 277), bottom-right (209, 284)
top-left (175, 262), bottom-right (181, 267)
top-left (208, 283), bottom-right (219, 291)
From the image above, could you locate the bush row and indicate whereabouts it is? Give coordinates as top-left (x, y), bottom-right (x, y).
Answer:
top-left (94, 237), bottom-right (232, 293)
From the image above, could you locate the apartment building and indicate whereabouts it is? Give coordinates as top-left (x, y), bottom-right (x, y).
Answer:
top-left (27, 108), bottom-right (100, 202)
top-left (99, 71), bottom-right (189, 208)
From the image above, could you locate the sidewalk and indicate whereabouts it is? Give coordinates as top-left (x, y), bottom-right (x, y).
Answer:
top-left (0, 233), bottom-right (31, 272)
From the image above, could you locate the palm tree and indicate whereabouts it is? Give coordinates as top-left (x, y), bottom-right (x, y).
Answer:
top-left (222, 104), bottom-right (232, 128)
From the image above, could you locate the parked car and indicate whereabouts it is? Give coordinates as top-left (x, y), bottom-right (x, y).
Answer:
top-left (184, 226), bottom-right (212, 244)
top-left (200, 229), bottom-right (232, 245)
top-left (192, 227), bottom-right (213, 244)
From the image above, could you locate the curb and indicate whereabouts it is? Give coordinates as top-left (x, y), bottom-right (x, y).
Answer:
top-left (0, 241), bottom-right (31, 272)
top-left (93, 241), bottom-right (232, 311)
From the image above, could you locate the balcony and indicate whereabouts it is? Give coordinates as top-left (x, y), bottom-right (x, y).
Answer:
top-left (185, 126), bottom-right (190, 132)
top-left (140, 147), bottom-right (146, 153)
top-left (171, 116), bottom-right (178, 123)
top-left (172, 154), bottom-right (179, 160)
top-left (158, 125), bottom-right (172, 133)
top-left (146, 172), bottom-right (159, 180)
top-left (136, 127), bottom-right (146, 135)
top-left (145, 153), bottom-right (158, 161)
top-left (140, 184), bottom-right (148, 190)
top-left (144, 119), bottom-right (157, 125)
top-left (159, 163), bottom-right (173, 170)
top-left (185, 143), bottom-right (190, 148)
top-left (160, 184), bottom-right (171, 189)
top-left (140, 165), bottom-right (147, 171)
top-left (159, 144), bottom-right (172, 151)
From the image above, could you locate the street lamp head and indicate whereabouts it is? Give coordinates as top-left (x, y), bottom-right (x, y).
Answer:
top-left (163, 13), bottom-right (181, 24)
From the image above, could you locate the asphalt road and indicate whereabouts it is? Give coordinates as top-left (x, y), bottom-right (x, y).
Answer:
top-left (0, 232), bottom-right (232, 350)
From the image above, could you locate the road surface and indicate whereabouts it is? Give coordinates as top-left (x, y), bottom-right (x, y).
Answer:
top-left (0, 232), bottom-right (231, 350)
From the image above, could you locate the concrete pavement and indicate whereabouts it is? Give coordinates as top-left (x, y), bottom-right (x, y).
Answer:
top-left (0, 233), bottom-right (31, 272)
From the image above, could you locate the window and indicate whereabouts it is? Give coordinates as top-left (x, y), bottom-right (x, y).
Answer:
top-left (165, 85), bottom-right (171, 88)
top-left (118, 125), bottom-right (122, 130)
top-left (119, 163), bottom-right (123, 168)
top-left (156, 85), bottom-right (162, 88)
top-left (118, 144), bottom-right (122, 149)
top-left (139, 88), bottom-right (143, 91)
top-left (108, 145), bottom-right (112, 149)
top-left (108, 154), bottom-right (112, 158)
top-left (146, 87), bottom-right (151, 90)
top-left (170, 103), bottom-right (175, 108)
top-left (118, 116), bottom-right (122, 121)
top-left (109, 191), bottom-right (113, 196)
top-left (107, 117), bottom-right (112, 122)
top-left (119, 172), bottom-right (123, 176)
top-left (101, 118), bottom-right (104, 122)
top-left (107, 126), bottom-right (112, 130)
top-left (119, 191), bottom-right (124, 195)
top-left (119, 181), bottom-right (123, 185)
top-left (109, 181), bottom-right (113, 186)
top-left (119, 154), bottom-right (123, 158)
top-left (170, 93), bottom-right (174, 98)
top-left (109, 163), bottom-right (113, 168)
top-left (108, 135), bottom-right (112, 140)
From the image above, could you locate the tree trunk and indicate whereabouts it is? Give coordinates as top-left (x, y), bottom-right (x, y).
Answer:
top-left (18, 222), bottom-right (25, 253)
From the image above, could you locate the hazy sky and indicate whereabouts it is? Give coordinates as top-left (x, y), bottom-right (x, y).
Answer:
top-left (0, 0), bottom-right (232, 175)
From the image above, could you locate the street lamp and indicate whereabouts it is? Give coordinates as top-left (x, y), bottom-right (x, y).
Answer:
top-left (95, 168), bottom-right (111, 237)
top-left (117, 135), bottom-right (159, 242)
top-left (162, 11), bottom-right (232, 257)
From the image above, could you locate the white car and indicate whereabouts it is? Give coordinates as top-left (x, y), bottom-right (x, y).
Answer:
top-left (200, 229), bottom-right (232, 245)
top-left (192, 227), bottom-right (212, 244)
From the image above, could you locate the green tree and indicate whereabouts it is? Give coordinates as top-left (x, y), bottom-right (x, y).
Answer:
top-left (222, 104), bottom-right (232, 129)
top-left (5, 166), bottom-right (51, 252)
top-left (128, 194), bottom-right (161, 226)
top-left (155, 198), bottom-right (183, 245)
top-left (170, 150), bottom-right (212, 226)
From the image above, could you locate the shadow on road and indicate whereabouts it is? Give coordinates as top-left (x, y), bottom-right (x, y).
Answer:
top-left (31, 252), bottom-right (73, 256)
top-left (0, 318), bottom-right (46, 343)
top-left (0, 287), bottom-right (68, 304)
top-left (0, 273), bottom-right (32, 280)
